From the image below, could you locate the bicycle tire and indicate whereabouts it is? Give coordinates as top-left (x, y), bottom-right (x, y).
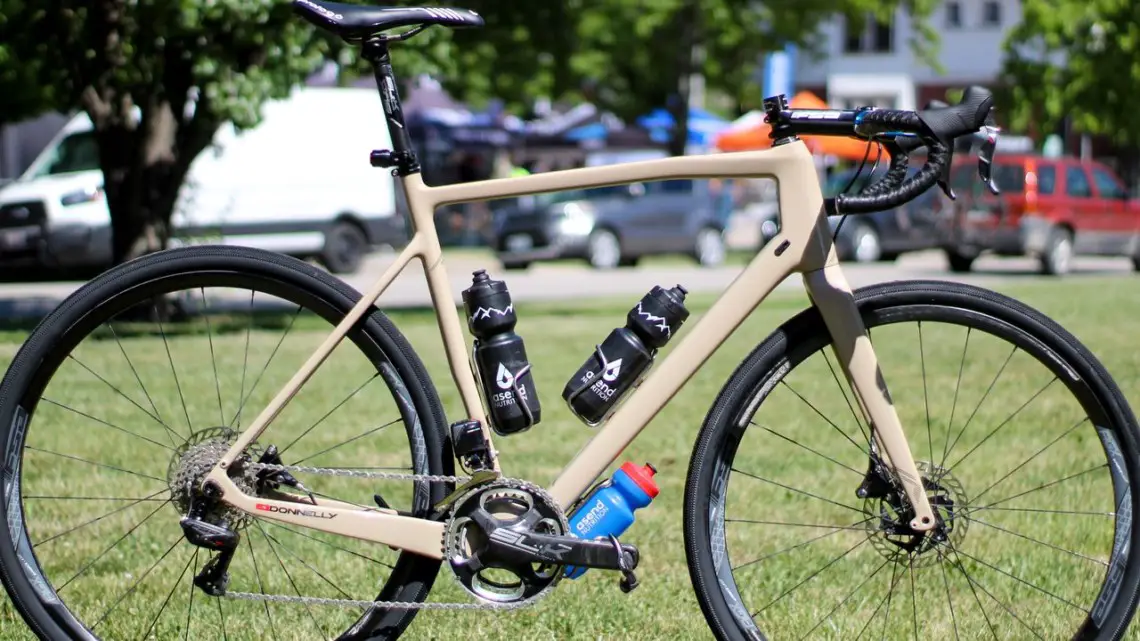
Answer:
top-left (0, 245), bottom-right (453, 640)
top-left (684, 279), bottom-right (1140, 640)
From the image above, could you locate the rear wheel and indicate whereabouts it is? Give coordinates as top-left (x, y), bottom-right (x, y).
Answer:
top-left (845, 222), bottom-right (882, 263)
top-left (1041, 227), bottom-right (1074, 276)
top-left (945, 248), bottom-right (977, 273)
top-left (685, 280), bottom-right (1140, 640)
top-left (695, 227), bottom-right (727, 267)
top-left (587, 229), bottom-right (622, 270)
top-left (0, 245), bottom-right (451, 640)
top-left (321, 221), bottom-right (369, 274)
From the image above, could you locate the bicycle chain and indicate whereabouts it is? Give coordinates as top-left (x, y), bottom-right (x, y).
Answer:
top-left (220, 462), bottom-right (543, 611)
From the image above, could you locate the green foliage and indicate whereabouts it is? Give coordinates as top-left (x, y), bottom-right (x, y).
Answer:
top-left (0, 1), bottom-right (59, 126)
top-left (1001, 0), bottom-right (1140, 145)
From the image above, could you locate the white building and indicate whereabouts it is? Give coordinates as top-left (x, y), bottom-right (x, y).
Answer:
top-left (794, 0), bottom-right (1022, 110)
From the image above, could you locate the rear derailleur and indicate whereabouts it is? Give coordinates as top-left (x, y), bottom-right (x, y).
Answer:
top-left (180, 445), bottom-right (311, 596)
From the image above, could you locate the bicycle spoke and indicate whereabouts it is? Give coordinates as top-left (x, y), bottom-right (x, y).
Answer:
top-left (969, 416), bottom-right (1088, 505)
top-left (918, 321), bottom-right (933, 464)
top-left (978, 464), bottom-right (1107, 511)
top-left (725, 518), bottom-right (868, 531)
top-left (853, 562), bottom-right (901, 641)
top-left (184, 549), bottom-right (199, 641)
top-left (945, 543), bottom-right (1047, 640)
top-left (822, 350), bottom-right (871, 445)
top-left (91, 536), bottom-right (184, 630)
top-left (938, 344), bottom-right (1017, 472)
top-left (971, 505), bottom-right (1112, 517)
top-left (261, 528), bottom-right (360, 604)
top-left (246, 534), bottom-right (279, 639)
top-left (909, 557), bottom-right (918, 640)
top-left (155, 300), bottom-right (194, 434)
top-left (256, 521), bottom-right (329, 638)
top-left (731, 468), bottom-right (865, 517)
top-left (798, 557), bottom-right (889, 640)
top-left (278, 372), bottom-right (380, 456)
top-left (945, 376), bottom-right (1058, 473)
top-left (24, 495), bottom-right (167, 502)
top-left (202, 287), bottom-right (226, 426)
top-left (940, 326), bottom-right (972, 468)
top-left (751, 421), bottom-right (862, 476)
top-left (138, 548), bottom-right (195, 641)
top-left (216, 596), bottom-right (229, 641)
top-left (228, 304), bottom-right (302, 429)
top-left (939, 553), bottom-right (961, 641)
top-left (944, 546), bottom-right (999, 640)
top-left (236, 290), bottom-right (254, 430)
top-left (731, 516), bottom-right (873, 572)
top-left (57, 498), bottom-right (171, 591)
top-left (65, 355), bottom-right (181, 446)
top-left (751, 532), bottom-right (874, 617)
top-left (779, 380), bottom-right (868, 456)
top-left (40, 397), bottom-right (176, 452)
top-left (25, 446), bottom-right (166, 485)
top-left (965, 513), bottom-right (1107, 567)
top-left (34, 489), bottom-right (169, 548)
top-left (271, 522), bottom-right (396, 570)
top-left (948, 543), bottom-right (1088, 612)
top-left (294, 417), bottom-right (403, 465)
top-left (108, 323), bottom-right (176, 445)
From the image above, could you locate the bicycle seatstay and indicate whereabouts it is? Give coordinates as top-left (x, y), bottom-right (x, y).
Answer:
top-left (208, 21), bottom-right (1000, 549)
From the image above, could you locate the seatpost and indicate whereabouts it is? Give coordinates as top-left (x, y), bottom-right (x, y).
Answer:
top-left (362, 39), bottom-right (421, 176)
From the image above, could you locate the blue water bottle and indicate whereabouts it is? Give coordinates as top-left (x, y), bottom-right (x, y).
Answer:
top-left (564, 462), bottom-right (659, 579)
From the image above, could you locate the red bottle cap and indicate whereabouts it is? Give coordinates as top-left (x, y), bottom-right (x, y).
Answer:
top-left (620, 462), bottom-right (659, 499)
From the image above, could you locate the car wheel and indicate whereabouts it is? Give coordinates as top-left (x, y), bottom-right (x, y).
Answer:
top-left (694, 227), bottom-right (726, 267)
top-left (1040, 227), bottom-right (1074, 276)
top-left (587, 229), bottom-right (622, 269)
top-left (945, 248), bottom-right (977, 273)
top-left (320, 221), bottom-right (369, 274)
top-left (846, 222), bottom-right (881, 263)
top-left (501, 261), bottom-right (531, 271)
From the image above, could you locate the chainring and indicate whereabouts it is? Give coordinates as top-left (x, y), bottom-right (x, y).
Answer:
top-left (443, 479), bottom-right (570, 604)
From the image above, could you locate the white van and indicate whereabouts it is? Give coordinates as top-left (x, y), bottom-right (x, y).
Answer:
top-left (0, 86), bottom-right (405, 274)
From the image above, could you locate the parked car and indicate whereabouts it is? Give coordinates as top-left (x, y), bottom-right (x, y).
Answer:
top-left (938, 154), bottom-right (1140, 275)
top-left (491, 179), bottom-right (727, 270)
top-left (0, 87), bottom-right (406, 276)
top-left (757, 164), bottom-right (942, 262)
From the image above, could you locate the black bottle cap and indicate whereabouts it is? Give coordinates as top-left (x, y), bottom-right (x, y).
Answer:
top-left (462, 270), bottom-right (515, 336)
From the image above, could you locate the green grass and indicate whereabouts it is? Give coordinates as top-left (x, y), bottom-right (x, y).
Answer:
top-left (2, 276), bottom-right (1140, 640)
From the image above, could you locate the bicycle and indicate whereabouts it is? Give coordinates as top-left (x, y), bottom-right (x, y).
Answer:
top-left (2, 2), bottom-right (1139, 639)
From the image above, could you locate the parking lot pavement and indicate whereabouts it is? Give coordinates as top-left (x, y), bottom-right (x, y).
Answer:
top-left (0, 250), bottom-right (1133, 322)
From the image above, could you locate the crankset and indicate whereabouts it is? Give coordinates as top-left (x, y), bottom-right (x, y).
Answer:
top-left (445, 480), bottom-right (641, 603)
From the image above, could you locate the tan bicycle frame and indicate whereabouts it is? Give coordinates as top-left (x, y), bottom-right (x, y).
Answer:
top-left (205, 139), bottom-right (936, 560)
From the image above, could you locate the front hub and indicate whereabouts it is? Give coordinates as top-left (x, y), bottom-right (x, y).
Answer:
top-left (863, 461), bottom-right (969, 567)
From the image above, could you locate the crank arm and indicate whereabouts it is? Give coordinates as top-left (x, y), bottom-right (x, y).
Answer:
top-left (476, 518), bottom-right (639, 570)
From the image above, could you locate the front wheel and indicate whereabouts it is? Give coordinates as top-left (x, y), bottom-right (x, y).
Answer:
top-left (685, 280), bottom-right (1140, 640)
top-left (0, 245), bottom-right (452, 640)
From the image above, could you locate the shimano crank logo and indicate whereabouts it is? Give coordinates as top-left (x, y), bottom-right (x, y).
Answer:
top-left (297, 0), bottom-right (343, 20)
top-left (256, 503), bottom-right (337, 519)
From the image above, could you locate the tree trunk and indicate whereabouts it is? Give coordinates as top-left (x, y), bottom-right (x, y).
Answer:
top-left (92, 100), bottom-right (215, 265)
top-left (667, 0), bottom-right (702, 157)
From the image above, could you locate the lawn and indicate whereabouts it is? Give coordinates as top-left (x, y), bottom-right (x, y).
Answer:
top-left (2, 273), bottom-right (1140, 640)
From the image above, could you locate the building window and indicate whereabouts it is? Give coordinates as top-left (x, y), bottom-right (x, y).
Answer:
top-left (843, 13), bottom-right (895, 54)
top-left (981, 1), bottom-right (1002, 27)
top-left (945, 1), bottom-right (962, 28)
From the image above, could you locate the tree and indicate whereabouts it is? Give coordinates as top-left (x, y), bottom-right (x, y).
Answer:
top-left (1001, 0), bottom-right (1140, 146)
top-left (3, 0), bottom-right (451, 264)
top-left (378, 1), bottom-right (941, 157)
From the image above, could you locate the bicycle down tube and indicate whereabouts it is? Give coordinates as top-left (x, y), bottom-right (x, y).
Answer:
top-left (204, 139), bottom-right (937, 556)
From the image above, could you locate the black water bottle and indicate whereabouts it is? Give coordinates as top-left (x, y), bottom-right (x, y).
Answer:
top-left (462, 270), bottom-right (541, 435)
top-left (562, 285), bottom-right (690, 424)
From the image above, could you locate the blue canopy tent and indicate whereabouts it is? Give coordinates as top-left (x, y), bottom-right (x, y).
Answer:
top-left (636, 107), bottom-right (730, 150)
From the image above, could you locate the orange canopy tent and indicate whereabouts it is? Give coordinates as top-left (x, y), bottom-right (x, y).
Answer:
top-left (715, 91), bottom-right (882, 162)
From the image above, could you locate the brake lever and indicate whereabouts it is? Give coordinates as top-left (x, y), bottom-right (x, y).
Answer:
top-left (978, 117), bottom-right (1001, 195)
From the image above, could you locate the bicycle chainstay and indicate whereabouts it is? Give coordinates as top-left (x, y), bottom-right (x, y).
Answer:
top-left (219, 462), bottom-right (548, 611)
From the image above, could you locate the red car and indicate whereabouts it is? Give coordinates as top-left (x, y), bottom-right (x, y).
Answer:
top-left (938, 154), bottom-right (1140, 275)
